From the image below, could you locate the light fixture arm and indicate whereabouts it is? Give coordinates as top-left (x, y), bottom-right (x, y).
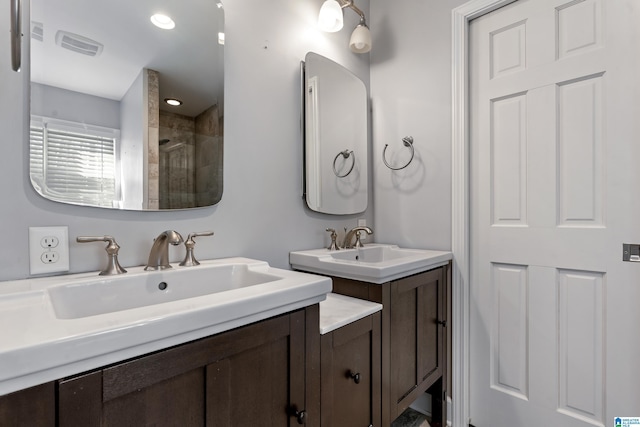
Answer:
top-left (338, 0), bottom-right (366, 23)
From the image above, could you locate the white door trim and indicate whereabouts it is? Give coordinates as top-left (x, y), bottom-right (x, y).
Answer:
top-left (450, 1), bottom-right (517, 426)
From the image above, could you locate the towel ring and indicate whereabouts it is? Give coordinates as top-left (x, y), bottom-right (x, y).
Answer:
top-left (333, 149), bottom-right (355, 178)
top-left (383, 136), bottom-right (415, 170)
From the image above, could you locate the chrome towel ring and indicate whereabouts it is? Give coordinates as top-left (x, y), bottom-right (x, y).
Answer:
top-left (383, 136), bottom-right (415, 170)
top-left (333, 149), bottom-right (355, 178)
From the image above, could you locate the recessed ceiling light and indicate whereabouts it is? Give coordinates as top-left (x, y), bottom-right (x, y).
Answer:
top-left (216, 2), bottom-right (223, 8)
top-left (164, 98), bottom-right (183, 106)
top-left (150, 14), bottom-right (175, 30)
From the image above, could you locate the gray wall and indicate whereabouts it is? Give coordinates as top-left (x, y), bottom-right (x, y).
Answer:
top-left (369, 0), bottom-right (467, 251)
top-left (0, 0), bottom-right (373, 281)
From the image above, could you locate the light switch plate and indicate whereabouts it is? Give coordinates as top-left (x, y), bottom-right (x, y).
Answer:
top-left (29, 226), bottom-right (70, 275)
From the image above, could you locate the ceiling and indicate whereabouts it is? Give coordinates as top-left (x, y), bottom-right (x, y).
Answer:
top-left (30, 0), bottom-right (224, 117)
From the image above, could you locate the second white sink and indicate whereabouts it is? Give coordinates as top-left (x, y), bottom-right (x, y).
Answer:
top-left (329, 245), bottom-right (418, 263)
top-left (290, 244), bottom-right (452, 284)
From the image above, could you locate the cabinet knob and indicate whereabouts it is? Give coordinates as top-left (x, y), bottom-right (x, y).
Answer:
top-left (437, 319), bottom-right (447, 327)
top-left (348, 371), bottom-right (361, 384)
top-left (289, 407), bottom-right (306, 424)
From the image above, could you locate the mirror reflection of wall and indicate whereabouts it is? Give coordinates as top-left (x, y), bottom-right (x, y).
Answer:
top-left (303, 52), bottom-right (368, 215)
top-left (29, 0), bottom-right (224, 211)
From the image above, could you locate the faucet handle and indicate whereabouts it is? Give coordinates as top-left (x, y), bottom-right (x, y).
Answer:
top-left (76, 235), bottom-right (127, 276)
top-left (326, 228), bottom-right (340, 251)
top-left (179, 231), bottom-right (214, 267)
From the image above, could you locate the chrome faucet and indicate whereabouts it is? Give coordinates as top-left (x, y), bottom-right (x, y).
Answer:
top-left (145, 230), bottom-right (184, 270)
top-left (343, 226), bottom-right (373, 249)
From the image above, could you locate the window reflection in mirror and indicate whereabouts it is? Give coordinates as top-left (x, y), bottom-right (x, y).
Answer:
top-left (29, 0), bottom-right (224, 210)
top-left (303, 52), bottom-right (368, 215)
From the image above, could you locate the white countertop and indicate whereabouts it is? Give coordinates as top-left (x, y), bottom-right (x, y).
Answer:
top-left (0, 257), bottom-right (331, 396)
top-left (319, 293), bottom-right (382, 335)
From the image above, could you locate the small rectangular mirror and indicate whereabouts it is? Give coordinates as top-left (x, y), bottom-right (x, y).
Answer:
top-left (302, 52), bottom-right (368, 215)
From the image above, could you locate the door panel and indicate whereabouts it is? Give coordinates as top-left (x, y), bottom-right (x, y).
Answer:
top-left (470, 0), bottom-right (640, 425)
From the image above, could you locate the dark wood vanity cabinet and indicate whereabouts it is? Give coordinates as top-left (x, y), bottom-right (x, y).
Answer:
top-left (331, 265), bottom-right (449, 427)
top-left (1, 305), bottom-right (320, 427)
top-left (321, 312), bottom-right (381, 427)
top-left (0, 382), bottom-right (56, 426)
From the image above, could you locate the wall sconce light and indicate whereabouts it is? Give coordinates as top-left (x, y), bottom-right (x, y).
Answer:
top-left (318, 0), bottom-right (371, 53)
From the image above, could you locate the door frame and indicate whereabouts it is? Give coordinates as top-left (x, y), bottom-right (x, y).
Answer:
top-left (450, 1), bottom-right (517, 426)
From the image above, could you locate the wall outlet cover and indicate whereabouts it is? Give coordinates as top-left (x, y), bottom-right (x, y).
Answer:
top-left (29, 226), bottom-right (70, 275)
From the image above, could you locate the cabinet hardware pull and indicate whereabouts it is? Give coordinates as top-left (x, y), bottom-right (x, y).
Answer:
top-left (348, 371), bottom-right (361, 384)
top-left (290, 407), bottom-right (306, 424)
top-left (437, 319), bottom-right (447, 327)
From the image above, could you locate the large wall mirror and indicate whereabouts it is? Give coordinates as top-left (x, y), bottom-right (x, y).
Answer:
top-left (303, 52), bottom-right (368, 215)
top-left (29, 0), bottom-right (224, 210)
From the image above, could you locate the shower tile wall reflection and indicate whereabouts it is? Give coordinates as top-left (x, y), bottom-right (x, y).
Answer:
top-left (158, 105), bottom-right (222, 209)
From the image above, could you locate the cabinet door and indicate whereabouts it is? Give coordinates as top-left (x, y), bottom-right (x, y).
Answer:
top-left (57, 309), bottom-right (313, 427)
top-left (321, 313), bottom-right (380, 427)
top-left (206, 310), bottom-right (308, 427)
top-left (389, 267), bottom-right (445, 417)
top-left (0, 382), bottom-right (55, 426)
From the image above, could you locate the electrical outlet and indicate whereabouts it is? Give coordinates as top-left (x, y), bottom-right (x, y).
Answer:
top-left (41, 251), bottom-right (60, 263)
top-left (41, 236), bottom-right (60, 248)
top-left (29, 226), bottom-right (69, 275)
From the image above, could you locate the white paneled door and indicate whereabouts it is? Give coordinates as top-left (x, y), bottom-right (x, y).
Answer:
top-left (469, 0), bottom-right (640, 426)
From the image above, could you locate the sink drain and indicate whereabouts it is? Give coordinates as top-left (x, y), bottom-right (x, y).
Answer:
top-left (158, 282), bottom-right (168, 290)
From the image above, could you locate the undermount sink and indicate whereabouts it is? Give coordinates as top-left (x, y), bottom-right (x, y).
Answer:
top-left (290, 244), bottom-right (452, 284)
top-left (48, 263), bottom-right (281, 319)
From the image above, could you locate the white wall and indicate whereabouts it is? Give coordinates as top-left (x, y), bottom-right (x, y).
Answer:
top-left (369, 0), bottom-right (467, 251)
top-left (0, 0), bottom-right (372, 281)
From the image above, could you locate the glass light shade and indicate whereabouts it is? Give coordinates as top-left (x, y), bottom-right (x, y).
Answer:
top-left (318, 0), bottom-right (344, 32)
top-left (349, 24), bottom-right (371, 53)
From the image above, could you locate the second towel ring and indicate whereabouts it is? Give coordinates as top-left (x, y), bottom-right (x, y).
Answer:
top-left (383, 136), bottom-right (415, 170)
top-left (333, 149), bottom-right (355, 178)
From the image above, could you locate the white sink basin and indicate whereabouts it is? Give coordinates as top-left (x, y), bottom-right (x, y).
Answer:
top-left (290, 244), bottom-right (452, 284)
top-left (49, 264), bottom-right (280, 319)
top-left (0, 257), bottom-right (331, 396)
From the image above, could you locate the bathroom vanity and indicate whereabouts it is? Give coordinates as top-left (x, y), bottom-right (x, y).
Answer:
top-left (330, 267), bottom-right (449, 427)
top-left (291, 245), bottom-right (452, 427)
top-left (0, 250), bottom-right (450, 426)
top-left (0, 258), bottom-right (332, 426)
